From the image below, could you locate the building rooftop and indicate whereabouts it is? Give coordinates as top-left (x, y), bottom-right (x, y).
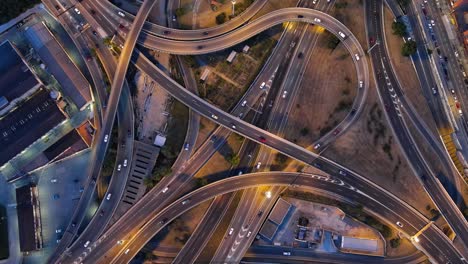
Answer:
top-left (0, 41), bottom-right (40, 103)
top-left (340, 236), bottom-right (378, 253)
top-left (25, 23), bottom-right (90, 109)
top-left (16, 184), bottom-right (42, 252)
top-left (0, 88), bottom-right (65, 166)
top-left (268, 198), bottom-right (292, 225)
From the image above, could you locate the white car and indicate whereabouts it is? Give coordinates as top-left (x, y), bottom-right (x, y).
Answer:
top-left (55, 229), bottom-right (62, 233)
top-left (283, 251), bottom-right (291, 256)
top-left (118, 11), bottom-right (125, 17)
top-left (182, 199), bottom-right (190, 205)
top-left (256, 162), bottom-right (262, 169)
top-left (459, 109), bottom-right (463, 115)
top-left (123, 159), bottom-right (128, 167)
top-left (104, 134), bottom-right (109, 143)
top-left (117, 240), bottom-right (124, 245)
top-left (231, 124), bottom-right (236, 129)
top-left (162, 186), bottom-right (169, 193)
top-left (241, 100), bottom-right (247, 107)
top-left (282, 90), bottom-right (288, 98)
top-left (246, 231), bottom-right (252, 237)
top-left (455, 51), bottom-right (459, 57)
top-left (313, 143), bottom-right (321, 150)
top-left (117, 164), bottom-right (122, 171)
top-left (84, 241), bottom-right (90, 248)
top-left (228, 228), bottom-right (234, 235)
top-left (106, 193), bottom-right (112, 200)
top-left (359, 80), bottom-right (363, 88)
top-left (211, 114), bottom-right (218, 120)
top-left (124, 248), bottom-right (130, 254)
top-left (355, 54), bottom-right (360, 61)
top-left (314, 18), bottom-right (321, 23)
top-left (260, 82), bottom-right (266, 89)
top-left (396, 221), bottom-right (404, 228)
top-left (74, 8), bottom-right (80, 14)
top-left (312, 0), bottom-right (317, 4)
top-left (338, 31), bottom-right (346, 38)
top-left (51, 178), bottom-right (57, 183)
top-left (339, 170), bottom-right (347, 176)
top-left (184, 143), bottom-right (190, 150)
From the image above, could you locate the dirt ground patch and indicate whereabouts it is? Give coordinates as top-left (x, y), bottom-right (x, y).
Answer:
top-left (151, 199), bottom-right (211, 248)
top-left (285, 33), bottom-right (357, 147)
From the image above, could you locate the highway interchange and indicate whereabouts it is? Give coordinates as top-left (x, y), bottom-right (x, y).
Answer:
top-left (35, 0), bottom-right (468, 263)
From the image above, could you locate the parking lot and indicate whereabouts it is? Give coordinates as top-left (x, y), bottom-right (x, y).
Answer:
top-left (24, 149), bottom-right (90, 263)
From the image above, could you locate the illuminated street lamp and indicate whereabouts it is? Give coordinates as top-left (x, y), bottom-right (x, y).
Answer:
top-left (265, 191), bottom-right (272, 199)
top-left (231, 0), bottom-right (236, 16)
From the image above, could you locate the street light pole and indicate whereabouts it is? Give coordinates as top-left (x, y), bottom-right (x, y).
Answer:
top-left (231, 0), bottom-right (236, 16)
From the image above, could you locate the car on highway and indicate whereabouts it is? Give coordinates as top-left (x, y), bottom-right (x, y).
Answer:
top-left (256, 162), bottom-right (262, 169)
top-left (283, 251), bottom-right (291, 256)
top-left (172, 15), bottom-right (176, 22)
top-left (338, 31), bottom-right (346, 38)
top-left (297, 52), bottom-right (303, 59)
top-left (231, 123), bottom-right (236, 129)
top-left (184, 143), bottom-right (190, 150)
top-left (211, 114), bottom-right (218, 120)
top-left (312, 0), bottom-right (317, 4)
top-left (117, 164), bottom-right (122, 171)
top-left (451, 89), bottom-right (455, 94)
top-left (314, 18), bottom-right (321, 23)
top-left (339, 170), bottom-right (347, 176)
top-left (241, 100), bottom-right (247, 107)
top-left (160, 218), bottom-right (168, 224)
top-left (259, 136), bottom-right (267, 143)
top-left (99, 210), bottom-right (104, 216)
top-left (313, 143), bottom-right (321, 150)
top-left (355, 54), bottom-right (360, 61)
top-left (350, 109), bottom-right (357, 115)
top-left (313, 163), bottom-right (322, 169)
top-left (104, 134), bottom-right (109, 142)
top-left (74, 8), bottom-right (80, 14)
top-left (55, 229), bottom-right (62, 233)
top-left (117, 240), bottom-right (124, 245)
top-left (432, 87), bottom-right (437, 95)
top-left (333, 129), bottom-right (340, 136)
top-left (92, 30), bottom-right (97, 36)
top-left (84, 241), bottom-right (90, 248)
top-left (228, 228), bottom-right (234, 235)
top-left (182, 199), bottom-right (190, 205)
top-left (359, 80), bottom-right (363, 88)
top-left (118, 11), bottom-right (125, 17)
top-left (124, 248), bottom-right (130, 254)
top-left (51, 178), bottom-right (57, 183)
top-left (282, 90), bottom-right (288, 98)
top-left (396, 221), bottom-right (404, 228)
top-left (123, 159), bottom-right (128, 167)
top-left (260, 82), bottom-right (266, 89)
top-left (118, 24), bottom-right (125, 29)
top-left (53, 194), bottom-right (60, 200)
top-left (106, 193), bottom-right (112, 200)
top-left (247, 231), bottom-right (252, 237)
top-left (162, 186), bottom-right (169, 193)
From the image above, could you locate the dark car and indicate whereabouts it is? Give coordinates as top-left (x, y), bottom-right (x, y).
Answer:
top-left (350, 109), bottom-right (356, 115)
top-left (259, 136), bottom-right (267, 143)
top-left (119, 24), bottom-right (125, 29)
top-left (203, 31), bottom-right (209, 36)
top-left (297, 52), bottom-right (304, 59)
top-left (92, 30), bottom-right (97, 36)
top-left (298, 15), bottom-right (304, 18)
top-left (197, 45), bottom-right (203, 50)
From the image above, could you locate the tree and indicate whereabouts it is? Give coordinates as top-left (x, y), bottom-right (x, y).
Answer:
top-left (392, 21), bottom-right (407, 37)
top-left (300, 127), bottom-right (309, 136)
top-left (175, 7), bottom-right (186, 17)
top-left (326, 34), bottom-right (340, 50)
top-left (397, 0), bottom-right (411, 7)
top-left (275, 153), bottom-right (289, 165)
top-left (401, 40), bottom-right (417, 57)
top-left (216, 12), bottom-right (227, 25)
top-left (226, 153), bottom-right (240, 166)
top-left (195, 178), bottom-right (208, 188)
top-left (390, 238), bottom-right (401, 248)
top-left (381, 225), bottom-right (392, 238)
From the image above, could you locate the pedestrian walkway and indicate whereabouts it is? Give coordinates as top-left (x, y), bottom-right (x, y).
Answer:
top-left (0, 107), bottom-right (91, 181)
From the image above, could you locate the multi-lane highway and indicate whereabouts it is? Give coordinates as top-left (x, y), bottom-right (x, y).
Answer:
top-left (366, 0), bottom-right (468, 248)
top-left (41, 0), bottom-right (468, 263)
top-left (84, 171), bottom-right (465, 264)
